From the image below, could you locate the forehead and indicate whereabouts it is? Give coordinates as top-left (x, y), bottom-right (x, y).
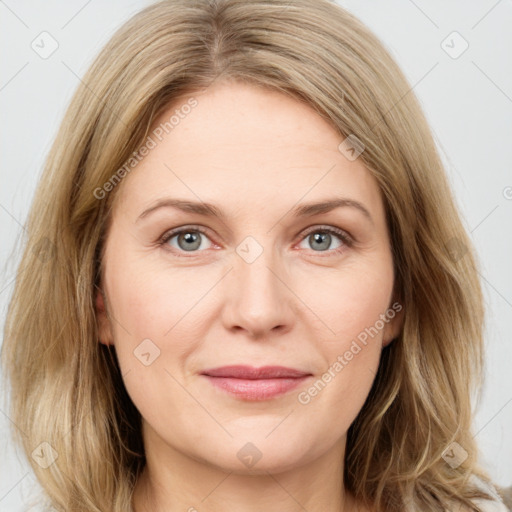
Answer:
top-left (113, 81), bottom-right (384, 221)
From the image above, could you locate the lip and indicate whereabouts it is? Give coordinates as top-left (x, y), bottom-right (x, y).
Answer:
top-left (200, 365), bottom-right (312, 401)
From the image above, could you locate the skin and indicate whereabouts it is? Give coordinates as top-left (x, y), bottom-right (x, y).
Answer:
top-left (96, 80), bottom-right (403, 512)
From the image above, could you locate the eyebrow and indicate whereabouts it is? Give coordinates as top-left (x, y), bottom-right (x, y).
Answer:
top-left (137, 197), bottom-right (373, 224)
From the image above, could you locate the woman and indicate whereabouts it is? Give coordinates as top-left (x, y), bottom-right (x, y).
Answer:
top-left (2, 1), bottom-right (508, 511)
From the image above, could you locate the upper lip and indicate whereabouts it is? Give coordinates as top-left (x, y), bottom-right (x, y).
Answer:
top-left (201, 365), bottom-right (311, 379)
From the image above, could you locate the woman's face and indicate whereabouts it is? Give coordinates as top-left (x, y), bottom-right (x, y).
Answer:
top-left (97, 81), bottom-right (402, 474)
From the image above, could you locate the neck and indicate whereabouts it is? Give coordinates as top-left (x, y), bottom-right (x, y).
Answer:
top-left (133, 424), bottom-right (359, 512)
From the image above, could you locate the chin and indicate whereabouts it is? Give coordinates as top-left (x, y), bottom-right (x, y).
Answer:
top-left (193, 435), bottom-right (319, 475)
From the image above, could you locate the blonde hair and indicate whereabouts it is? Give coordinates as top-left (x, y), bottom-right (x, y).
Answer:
top-left (1, 0), bottom-right (498, 510)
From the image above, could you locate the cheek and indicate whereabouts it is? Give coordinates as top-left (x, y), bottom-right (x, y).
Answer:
top-left (103, 252), bottom-right (220, 420)
top-left (295, 345), bottom-right (380, 457)
top-left (294, 260), bottom-right (393, 417)
top-left (103, 261), bottom-right (204, 432)
top-left (105, 250), bottom-right (210, 343)
top-left (296, 257), bottom-right (394, 341)
top-left (297, 312), bottom-right (384, 444)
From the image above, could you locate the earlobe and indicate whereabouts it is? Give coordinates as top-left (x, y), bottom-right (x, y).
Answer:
top-left (382, 302), bottom-right (404, 348)
top-left (382, 336), bottom-right (396, 348)
top-left (95, 287), bottom-right (114, 346)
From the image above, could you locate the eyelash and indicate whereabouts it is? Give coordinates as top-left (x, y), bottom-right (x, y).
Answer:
top-left (158, 224), bottom-right (353, 257)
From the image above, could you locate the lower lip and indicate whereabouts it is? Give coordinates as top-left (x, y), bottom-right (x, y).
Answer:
top-left (203, 376), bottom-right (310, 400)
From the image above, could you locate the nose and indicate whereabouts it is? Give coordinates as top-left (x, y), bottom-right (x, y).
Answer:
top-left (220, 245), bottom-right (295, 339)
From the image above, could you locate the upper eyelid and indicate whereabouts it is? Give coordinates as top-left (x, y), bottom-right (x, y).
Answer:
top-left (300, 224), bottom-right (351, 239)
top-left (160, 224), bottom-right (213, 241)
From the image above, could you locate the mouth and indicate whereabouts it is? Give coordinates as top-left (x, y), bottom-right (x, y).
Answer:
top-left (200, 365), bottom-right (313, 401)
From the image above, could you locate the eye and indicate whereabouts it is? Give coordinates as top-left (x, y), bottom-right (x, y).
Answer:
top-left (159, 224), bottom-right (353, 256)
top-left (160, 226), bottom-right (214, 253)
top-left (297, 226), bottom-right (352, 255)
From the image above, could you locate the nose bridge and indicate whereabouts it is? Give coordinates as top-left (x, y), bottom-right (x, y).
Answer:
top-left (225, 236), bottom-right (293, 336)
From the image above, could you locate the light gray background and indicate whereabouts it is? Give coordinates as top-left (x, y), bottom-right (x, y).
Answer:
top-left (1, 1), bottom-right (511, 509)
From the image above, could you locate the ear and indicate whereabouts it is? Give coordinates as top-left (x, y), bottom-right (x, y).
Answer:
top-left (382, 300), bottom-right (404, 348)
top-left (95, 286), bottom-right (114, 346)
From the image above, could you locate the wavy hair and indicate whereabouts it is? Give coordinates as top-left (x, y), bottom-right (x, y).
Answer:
top-left (1, 0), bottom-right (498, 510)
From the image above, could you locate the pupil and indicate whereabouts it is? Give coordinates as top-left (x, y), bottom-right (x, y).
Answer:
top-left (179, 232), bottom-right (200, 251)
top-left (311, 232), bottom-right (330, 251)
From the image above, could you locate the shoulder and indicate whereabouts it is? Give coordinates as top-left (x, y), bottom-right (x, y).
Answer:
top-left (463, 498), bottom-right (510, 512)
top-left (463, 475), bottom-right (511, 512)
